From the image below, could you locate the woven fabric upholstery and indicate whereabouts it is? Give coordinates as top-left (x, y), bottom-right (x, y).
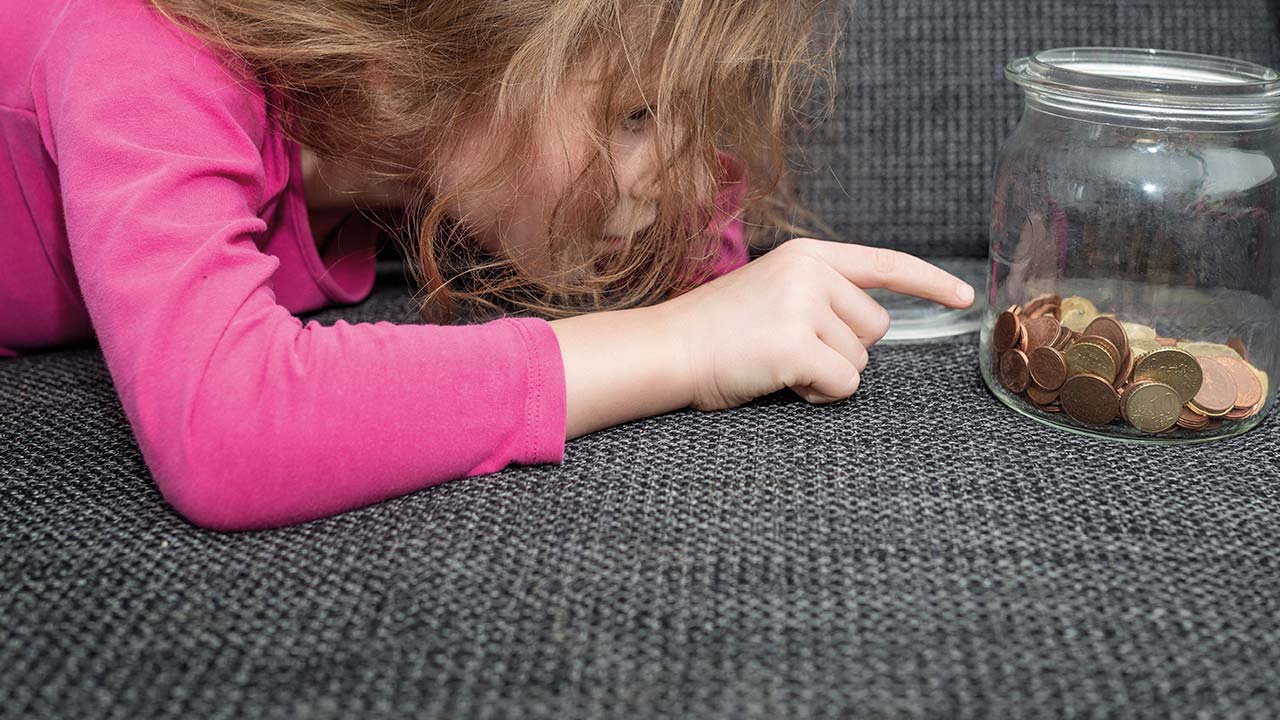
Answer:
top-left (795, 0), bottom-right (1280, 258)
top-left (4, 283), bottom-right (1280, 719)
top-left (8, 1), bottom-right (1280, 717)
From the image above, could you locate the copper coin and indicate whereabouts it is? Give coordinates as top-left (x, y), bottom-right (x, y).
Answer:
top-left (1028, 347), bottom-right (1068, 390)
top-left (1022, 316), bottom-right (1060, 352)
top-left (1191, 357), bottom-right (1238, 417)
top-left (1083, 316), bottom-right (1129, 364)
top-left (1224, 405), bottom-right (1253, 421)
top-left (1156, 337), bottom-right (1178, 347)
top-left (1226, 336), bottom-right (1250, 362)
top-left (1113, 350), bottom-right (1134, 390)
top-left (1060, 374), bottom-right (1121, 426)
top-left (1176, 406), bottom-right (1209, 430)
top-left (1080, 334), bottom-right (1121, 368)
top-left (1024, 293), bottom-right (1061, 319)
top-left (1028, 304), bottom-right (1060, 320)
top-left (1026, 384), bottom-right (1060, 406)
top-left (1211, 356), bottom-right (1263, 410)
top-left (999, 349), bottom-right (1031, 393)
top-left (1053, 325), bottom-right (1072, 350)
top-left (993, 311), bottom-right (1021, 352)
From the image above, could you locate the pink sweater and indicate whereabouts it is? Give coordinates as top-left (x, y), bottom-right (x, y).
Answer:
top-left (0, 0), bottom-right (748, 530)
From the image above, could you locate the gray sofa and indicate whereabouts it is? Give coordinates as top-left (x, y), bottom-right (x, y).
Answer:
top-left (5, 1), bottom-right (1280, 718)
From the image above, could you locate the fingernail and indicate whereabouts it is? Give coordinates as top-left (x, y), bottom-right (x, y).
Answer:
top-left (956, 283), bottom-right (975, 304)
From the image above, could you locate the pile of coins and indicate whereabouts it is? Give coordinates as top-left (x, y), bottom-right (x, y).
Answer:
top-left (992, 294), bottom-right (1269, 434)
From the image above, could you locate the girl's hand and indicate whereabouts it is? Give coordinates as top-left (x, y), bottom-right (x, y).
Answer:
top-left (550, 238), bottom-right (973, 439)
top-left (659, 238), bottom-right (975, 411)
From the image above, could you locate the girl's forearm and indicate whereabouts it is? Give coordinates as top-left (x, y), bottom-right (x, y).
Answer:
top-left (550, 304), bottom-right (693, 439)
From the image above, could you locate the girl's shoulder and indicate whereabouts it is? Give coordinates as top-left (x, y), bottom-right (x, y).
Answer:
top-left (37, 0), bottom-right (270, 139)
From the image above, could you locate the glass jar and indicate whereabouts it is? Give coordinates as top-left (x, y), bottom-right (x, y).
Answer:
top-left (981, 48), bottom-right (1280, 442)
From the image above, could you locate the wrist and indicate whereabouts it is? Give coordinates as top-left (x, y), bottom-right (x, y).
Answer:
top-left (550, 302), bottom-right (695, 439)
top-left (642, 300), bottom-right (697, 410)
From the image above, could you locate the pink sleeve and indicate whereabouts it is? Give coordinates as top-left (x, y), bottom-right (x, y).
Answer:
top-left (37, 2), bottom-right (565, 531)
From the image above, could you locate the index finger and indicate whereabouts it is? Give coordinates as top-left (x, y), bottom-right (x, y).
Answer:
top-left (809, 242), bottom-right (975, 308)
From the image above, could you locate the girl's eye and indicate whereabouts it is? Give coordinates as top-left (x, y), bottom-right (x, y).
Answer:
top-left (621, 105), bottom-right (653, 132)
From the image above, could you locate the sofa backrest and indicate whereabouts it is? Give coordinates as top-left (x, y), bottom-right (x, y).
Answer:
top-left (795, 0), bottom-right (1280, 259)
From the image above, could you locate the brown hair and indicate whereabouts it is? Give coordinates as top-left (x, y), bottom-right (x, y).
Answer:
top-left (149, 0), bottom-right (842, 321)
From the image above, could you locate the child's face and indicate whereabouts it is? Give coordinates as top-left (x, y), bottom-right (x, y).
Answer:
top-left (434, 67), bottom-right (668, 274)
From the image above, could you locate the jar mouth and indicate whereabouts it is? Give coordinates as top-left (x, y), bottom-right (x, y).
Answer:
top-left (1007, 47), bottom-right (1280, 113)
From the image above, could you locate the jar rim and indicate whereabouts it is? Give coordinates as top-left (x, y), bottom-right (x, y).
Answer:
top-left (1007, 47), bottom-right (1280, 111)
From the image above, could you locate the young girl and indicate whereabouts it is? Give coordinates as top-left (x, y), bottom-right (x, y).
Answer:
top-left (0, 0), bottom-right (975, 531)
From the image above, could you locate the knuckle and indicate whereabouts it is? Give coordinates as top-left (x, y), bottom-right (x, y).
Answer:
top-left (869, 246), bottom-right (902, 277)
top-left (869, 306), bottom-right (891, 340)
top-left (853, 344), bottom-right (870, 371)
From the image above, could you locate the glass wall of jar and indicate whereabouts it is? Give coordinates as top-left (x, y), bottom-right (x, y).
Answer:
top-left (982, 48), bottom-right (1280, 442)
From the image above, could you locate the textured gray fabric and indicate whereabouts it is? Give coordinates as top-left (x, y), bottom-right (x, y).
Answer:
top-left (795, 0), bottom-right (1280, 258)
top-left (5, 283), bottom-right (1280, 719)
top-left (8, 1), bottom-right (1280, 717)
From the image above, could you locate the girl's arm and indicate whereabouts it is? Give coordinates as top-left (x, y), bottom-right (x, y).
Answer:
top-left (41, 1), bottom-right (564, 531)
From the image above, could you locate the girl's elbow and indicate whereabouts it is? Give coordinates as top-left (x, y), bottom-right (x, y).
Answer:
top-left (150, 439), bottom-right (273, 532)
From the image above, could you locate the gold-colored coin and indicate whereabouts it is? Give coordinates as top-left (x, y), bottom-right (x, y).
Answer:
top-left (1064, 341), bottom-right (1117, 384)
top-left (1122, 381), bottom-right (1182, 433)
top-left (1059, 296), bottom-right (1098, 333)
top-left (1121, 321), bottom-right (1158, 342)
top-left (1253, 364), bottom-right (1270, 401)
top-left (1176, 341), bottom-right (1243, 361)
top-left (1128, 338), bottom-right (1162, 360)
top-left (1132, 348), bottom-right (1203, 404)
top-left (1060, 296), bottom-right (1097, 317)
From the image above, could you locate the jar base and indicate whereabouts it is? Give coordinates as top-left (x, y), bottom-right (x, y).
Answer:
top-left (981, 359), bottom-right (1266, 445)
top-left (871, 257), bottom-right (987, 344)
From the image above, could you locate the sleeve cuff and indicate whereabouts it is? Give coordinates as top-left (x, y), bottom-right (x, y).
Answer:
top-left (504, 316), bottom-right (567, 465)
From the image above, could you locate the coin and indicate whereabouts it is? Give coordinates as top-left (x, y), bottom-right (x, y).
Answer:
top-left (1064, 341), bottom-right (1117, 384)
top-left (1189, 357), bottom-right (1238, 417)
top-left (1224, 405), bottom-right (1254, 421)
top-left (1053, 325), bottom-right (1072, 350)
top-left (1060, 296), bottom-right (1098, 318)
top-left (1061, 308), bottom-right (1093, 333)
top-left (1212, 356), bottom-right (1263, 410)
top-left (1028, 346), bottom-right (1068, 390)
top-left (1080, 334), bottom-right (1121, 368)
top-left (1113, 350), bottom-right (1134, 390)
top-left (1178, 341), bottom-right (1243, 361)
top-left (1177, 405), bottom-right (1210, 430)
top-left (999, 349), bottom-right (1031, 393)
top-left (1024, 293), bottom-right (1061, 319)
top-left (993, 310), bottom-right (1021, 352)
top-left (1121, 321), bottom-right (1158, 342)
top-left (1022, 316), bottom-right (1060, 352)
top-left (1129, 338), bottom-right (1161, 360)
top-left (1132, 348), bottom-right (1203, 404)
top-left (992, 296), bottom-right (1267, 435)
top-left (1084, 316), bottom-right (1129, 363)
top-left (1226, 336), bottom-right (1249, 362)
top-left (1122, 381), bottom-right (1182, 433)
top-left (1026, 384), bottom-right (1060, 406)
top-left (1060, 374), bottom-right (1120, 425)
